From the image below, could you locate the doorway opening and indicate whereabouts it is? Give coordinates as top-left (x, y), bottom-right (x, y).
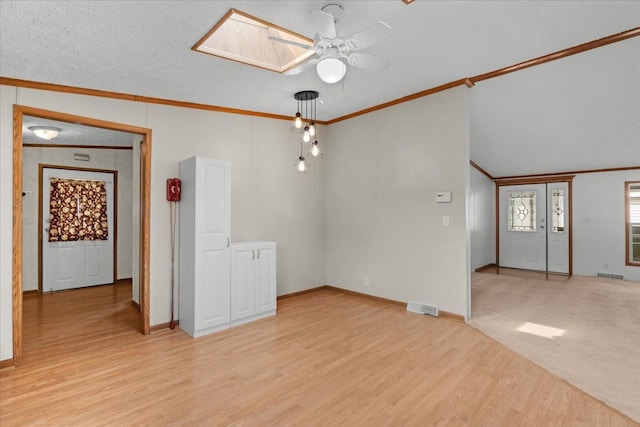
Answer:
top-left (12, 105), bottom-right (152, 367)
top-left (495, 175), bottom-right (574, 279)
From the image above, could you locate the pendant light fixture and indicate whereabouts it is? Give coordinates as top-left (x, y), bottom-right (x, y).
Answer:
top-left (292, 90), bottom-right (322, 173)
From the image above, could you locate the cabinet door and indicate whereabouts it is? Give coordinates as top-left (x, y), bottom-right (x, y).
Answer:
top-left (195, 158), bottom-right (231, 330)
top-left (255, 245), bottom-right (276, 313)
top-left (231, 246), bottom-right (256, 321)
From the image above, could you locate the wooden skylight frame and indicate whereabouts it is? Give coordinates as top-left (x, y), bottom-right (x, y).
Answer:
top-left (192, 8), bottom-right (316, 73)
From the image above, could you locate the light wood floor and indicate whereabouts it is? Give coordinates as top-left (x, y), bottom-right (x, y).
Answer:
top-left (1, 283), bottom-right (636, 426)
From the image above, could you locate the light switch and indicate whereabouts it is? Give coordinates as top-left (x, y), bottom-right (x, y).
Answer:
top-left (442, 215), bottom-right (450, 226)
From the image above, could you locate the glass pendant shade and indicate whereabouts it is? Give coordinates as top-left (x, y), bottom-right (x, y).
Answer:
top-left (309, 122), bottom-right (316, 137)
top-left (296, 156), bottom-right (308, 174)
top-left (316, 58), bottom-right (346, 84)
top-left (303, 126), bottom-right (311, 143)
top-left (294, 112), bottom-right (302, 129)
top-left (310, 141), bottom-right (320, 157)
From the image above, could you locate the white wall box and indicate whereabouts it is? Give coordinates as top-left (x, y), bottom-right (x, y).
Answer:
top-left (179, 156), bottom-right (232, 337)
top-left (231, 241), bottom-right (277, 325)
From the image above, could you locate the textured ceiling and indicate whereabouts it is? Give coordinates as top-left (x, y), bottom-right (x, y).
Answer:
top-left (2, 1), bottom-right (639, 175)
top-left (23, 116), bottom-right (135, 147)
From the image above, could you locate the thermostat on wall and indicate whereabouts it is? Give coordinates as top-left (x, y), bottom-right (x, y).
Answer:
top-left (436, 192), bottom-right (451, 203)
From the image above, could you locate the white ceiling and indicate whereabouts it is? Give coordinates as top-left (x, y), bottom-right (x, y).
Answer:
top-left (22, 116), bottom-right (135, 147)
top-left (2, 1), bottom-right (639, 176)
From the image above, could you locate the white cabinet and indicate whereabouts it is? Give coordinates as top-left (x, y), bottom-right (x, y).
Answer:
top-left (179, 156), bottom-right (231, 337)
top-left (231, 241), bottom-right (277, 325)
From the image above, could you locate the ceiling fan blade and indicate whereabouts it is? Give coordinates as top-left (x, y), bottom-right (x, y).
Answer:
top-left (347, 21), bottom-right (392, 50)
top-left (347, 52), bottom-right (390, 71)
top-left (269, 36), bottom-right (314, 50)
top-left (309, 10), bottom-right (337, 39)
top-left (283, 58), bottom-right (318, 76)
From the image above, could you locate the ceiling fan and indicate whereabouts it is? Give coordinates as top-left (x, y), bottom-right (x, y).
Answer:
top-left (270, 4), bottom-right (392, 84)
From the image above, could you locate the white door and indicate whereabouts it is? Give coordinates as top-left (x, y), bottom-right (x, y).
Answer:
top-left (547, 182), bottom-right (569, 273)
top-left (231, 245), bottom-right (256, 321)
top-left (255, 244), bottom-right (276, 313)
top-left (42, 168), bottom-right (114, 292)
top-left (499, 184), bottom-right (547, 271)
top-left (194, 158), bottom-right (231, 331)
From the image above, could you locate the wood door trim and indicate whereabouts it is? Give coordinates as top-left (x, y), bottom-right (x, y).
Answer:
top-left (494, 165), bottom-right (640, 181)
top-left (12, 105), bottom-right (152, 367)
top-left (625, 181), bottom-right (640, 268)
top-left (495, 176), bottom-right (575, 276)
top-left (24, 143), bottom-right (133, 150)
top-left (38, 165), bottom-right (118, 294)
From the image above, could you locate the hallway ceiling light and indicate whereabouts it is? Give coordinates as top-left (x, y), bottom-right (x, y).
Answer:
top-left (29, 126), bottom-right (61, 140)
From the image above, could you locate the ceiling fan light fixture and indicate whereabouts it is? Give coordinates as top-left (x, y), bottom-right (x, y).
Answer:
top-left (29, 126), bottom-right (61, 140)
top-left (316, 58), bottom-right (346, 84)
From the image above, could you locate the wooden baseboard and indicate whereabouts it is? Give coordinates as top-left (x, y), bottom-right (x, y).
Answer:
top-left (475, 263), bottom-right (497, 272)
top-left (149, 320), bottom-right (180, 333)
top-left (22, 289), bottom-right (38, 296)
top-left (131, 300), bottom-right (140, 311)
top-left (326, 286), bottom-right (465, 322)
top-left (277, 286), bottom-right (329, 300)
top-left (0, 358), bottom-right (15, 369)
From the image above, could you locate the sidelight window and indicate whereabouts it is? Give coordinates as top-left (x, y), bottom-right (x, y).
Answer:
top-left (627, 182), bottom-right (640, 265)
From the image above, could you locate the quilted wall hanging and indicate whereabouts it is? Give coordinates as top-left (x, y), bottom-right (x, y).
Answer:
top-left (48, 178), bottom-right (109, 242)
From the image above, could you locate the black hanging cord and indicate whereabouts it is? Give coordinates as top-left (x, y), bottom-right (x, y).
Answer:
top-left (169, 200), bottom-right (177, 329)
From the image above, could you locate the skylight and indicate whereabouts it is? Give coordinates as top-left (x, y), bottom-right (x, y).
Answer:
top-left (192, 9), bottom-right (315, 73)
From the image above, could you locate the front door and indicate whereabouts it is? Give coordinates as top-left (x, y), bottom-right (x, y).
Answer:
top-left (499, 184), bottom-right (547, 271)
top-left (42, 167), bottom-right (115, 292)
top-left (498, 182), bottom-right (569, 273)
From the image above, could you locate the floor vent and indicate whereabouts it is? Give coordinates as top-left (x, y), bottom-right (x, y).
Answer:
top-left (407, 301), bottom-right (439, 317)
top-left (597, 273), bottom-right (624, 280)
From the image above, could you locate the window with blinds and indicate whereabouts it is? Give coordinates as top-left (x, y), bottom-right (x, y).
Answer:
top-left (627, 182), bottom-right (640, 265)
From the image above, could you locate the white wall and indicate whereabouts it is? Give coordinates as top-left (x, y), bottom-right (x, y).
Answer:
top-left (0, 86), bottom-right (326, 361)
top-left (469, 166), bottom-right (495, 270)
top-left (324, 87), bottom-right (470, 316)
top-left (21, 146), bottom-right (134, 291)
top-left (573, 169), bottom-right (640, 281)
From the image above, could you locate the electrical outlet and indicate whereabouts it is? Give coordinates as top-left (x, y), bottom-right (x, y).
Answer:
top-left (364, 276), bottom-right (370, 287)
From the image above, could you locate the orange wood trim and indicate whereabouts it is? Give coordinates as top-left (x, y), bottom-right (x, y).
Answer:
top-left (23, 143), bottom-right (133, 150)
top-left (326, 286), bottom-right (465, 321)
top-left (439, 310), bottom-right (465, 322)
top-left (0, 78), bottom-right (324, 124)
top-left (149, 320), bottom-right (180, 333)
top-left (131, 300), bottom-right (140, 311)
top-left (495, 184), bottom-right (500, 270)
top-left (22, 290), bottom-right (38, 296)
top-left (402, 0), bottom-right (416, 4)
top-left (141, 131), bottom-right (151, 335)
top-left (475, 263), bottom-right (497, 273)
top-left (326, 286), bottom-right (406, 307)
top-left (464, 78), bottom-right (475, 88)
top-left (470, 160), bottom-right (493, 180)
top-left (494, 165), bottom-right (640, 181)
top-left (37, 165), bottom-right (118, 294)
top-left (277, 285), bottom-right (329, 300)
top-left (37, 165), bottom-right (43, 294)
top-left (495, 175), bottom-right (576, 187)
top-left (470, 27), bottom-right (640, 84)
top-left (0, 358), bottom-right (15, 370)
top-left (495, 177), bottom-right (575, 277)
top-left (191, 9), bottom-right (315, 74)
top-left (13, 107), bottom-right (24, 367)
top-left (326, 79), bottom-right (468, 124)
top-left (568, 179), bottom-right (573, 277)
top-left (14, 106), bottom-right (152, 352)
top-left (625, 181), bottom-right (640, 267)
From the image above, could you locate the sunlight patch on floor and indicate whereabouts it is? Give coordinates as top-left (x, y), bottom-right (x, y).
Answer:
top-left (517, 322), bottom-right (565, 339)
